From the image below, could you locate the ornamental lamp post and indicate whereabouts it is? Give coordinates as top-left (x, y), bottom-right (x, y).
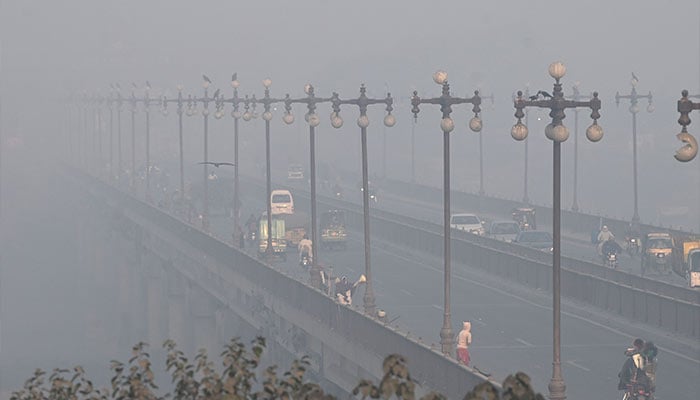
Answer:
top-left (511, 61), bottom-right (603, 400)
top-left (194, 75), bottom-right (216, 231)
top-left (283, 84), bottom-right (333, 287)
top-left (411, 71), bottom-right (482, 356)
top-left (160, 85), bottom-right (186, 200)
top-left (615, 75), bottom-right (653, 225)
top-left (142, 82), bottom-right (156, 202)
top-left (675, 90), bottom-right (700, 163)
top-left (219, 73), bottom-right (245, 247)
top-left (330, 84), bottom-right (396, 316)
top-left (253, 78), bottom-right (285, 257)
top-left (128, 83), bottom-right (138, 191)
top-left (475, 92), bottom-right (493, 196)
top-left (568, 83), bottom-right (591, 212)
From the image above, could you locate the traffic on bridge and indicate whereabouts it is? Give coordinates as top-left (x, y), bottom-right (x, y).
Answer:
top-left (1, 2), bottom-right (699, 400)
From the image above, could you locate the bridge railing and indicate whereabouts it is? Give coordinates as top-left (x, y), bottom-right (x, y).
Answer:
top-left (70, 168), bottom-right (495, 399)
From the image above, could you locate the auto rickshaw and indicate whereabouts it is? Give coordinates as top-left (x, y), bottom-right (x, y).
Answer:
top-left (259, 212), bottom-right (287, 260)
top-left (320, 210), bottom-right (347, 250)
top-left (641, 232), bottom-right (675, 276)
top-left (688, 249), bottom-right (700, 288)
top-left (511, 207), bottom-right (536, 231)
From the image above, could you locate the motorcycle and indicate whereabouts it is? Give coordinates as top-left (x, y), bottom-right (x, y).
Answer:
top-left (605, 251), bottom-right (619, 269)
top-left (300, 253), bottom-right (312, 268)
top-left (626, 236), bottom-right (641, 257)
top-left (622, 383), bottom-right (652, 400)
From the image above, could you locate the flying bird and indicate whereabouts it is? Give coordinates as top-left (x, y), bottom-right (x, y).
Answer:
top-left (198, 161), bottom-right (236, 168)
top-left (203, 74), bottom-right (212, 84)
top-left (232, 73), bottom-right (237, 82)
top-left (631, 72), bottom-right (639, 82)
top-left (132, 82), bottom-right (138, 88)
top-left (528, 94), bottom-right (539, 101)
top-left (213, 88), bottom-right (220, 99)
top-left (537, 90), bottom-right (553, 99)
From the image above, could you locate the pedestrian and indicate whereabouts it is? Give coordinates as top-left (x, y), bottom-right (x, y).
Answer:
top-left (457, 321), bottom-right (472, 366)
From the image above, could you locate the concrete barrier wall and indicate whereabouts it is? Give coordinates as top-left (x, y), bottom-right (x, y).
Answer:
top-left (71, 170), bottom-right (494, 399)
top-left (360, 175), bottom-right (697, 237)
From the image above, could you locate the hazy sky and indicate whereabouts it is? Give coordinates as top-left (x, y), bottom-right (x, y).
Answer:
top-left (1, 0), bottom-right (699, 227)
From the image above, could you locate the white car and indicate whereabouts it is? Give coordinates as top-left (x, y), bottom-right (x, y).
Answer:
top-left (450, 213), bottom-right (485, 235)
top-left (487, 221), bottom-right (521, 242)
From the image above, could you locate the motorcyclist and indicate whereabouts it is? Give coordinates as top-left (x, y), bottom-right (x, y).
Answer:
top-left (245, 214), bottom-right (257, 239)
top-left (298, 234), bottom-right (313, 262)
top-left (333, 183), bottom-right (343, 198)
top-left (597, 225), bottom-right (615, 255)
top-left (618, 338), bottom-right (651, 394)
top-left (335, 276), bottom-right (352, 304)
top-left (602, 238), bottom-right (623, 260)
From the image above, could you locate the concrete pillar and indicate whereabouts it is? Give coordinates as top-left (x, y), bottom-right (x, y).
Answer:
top-left (167, 272), bottom-right (191, 352)
top-left (190, 285), bottom-right (219, 357)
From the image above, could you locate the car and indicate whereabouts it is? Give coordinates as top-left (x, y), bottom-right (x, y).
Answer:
top-left (450, 213), bottom-right (485, 235)
top-left (287, 164), bottom-right (304, 180)
top-left (487, 221), bottom-right (521, 242)
top-left (270, 189), bottom-right (294, 215)
top-left (513, 230), bottom-right (553, 252)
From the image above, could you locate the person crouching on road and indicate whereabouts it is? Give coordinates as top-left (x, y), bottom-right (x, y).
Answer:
top-left (457, 321), bottom-right (472, 366)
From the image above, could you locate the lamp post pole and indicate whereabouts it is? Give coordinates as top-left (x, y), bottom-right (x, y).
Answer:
top-left (411, 117), bottom-right (416, 183)
top-left (477, 93), bottom-right (494, 196)
top-left (253, 78), bottom-right (285, 256)
top-left (568, 84), bottom-right (591, 212)
top-left (96, 96), bottom-right (104, 175)
top-left (160, 86), bottom-right (186, 199)
top-left (330, 84), bottom-right (395, 315)
top-left (108, 88), bottom-right (115, 180)
top-left (197, 76), bottom-right (216, 232)
top-left (411, 71), bottom-right (482, 356)
top-left (674, 90), bottom-right (700, 163)
top-left (511, 62), bottom-right (603, 400)
top-left (675, 90), bottom-right (700, 232)
top-left (129, 85), bottom-right (138, 191)
top-left (143, 83), bottom-right (155, 202)
top-left (116, 86), bottom-right (123, 183)
top-left (283, 84), bottom-right (332, 287)
top-left (615, 76), bottom-right (653, 225)
top-left (221, 74), bottom-right (244, 246)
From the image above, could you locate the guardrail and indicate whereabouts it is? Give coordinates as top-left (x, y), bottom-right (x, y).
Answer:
top-left (264, 178), bottom-right (700, 339)
top-left (68, 168), bottom-right (494, 399)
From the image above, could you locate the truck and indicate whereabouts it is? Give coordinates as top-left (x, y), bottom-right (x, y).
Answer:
top-left (258, 212), bottom-right (287, 260)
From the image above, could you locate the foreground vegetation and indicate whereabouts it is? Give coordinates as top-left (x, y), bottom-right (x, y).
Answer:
top-left (10, 337), bottom-right (544, 400)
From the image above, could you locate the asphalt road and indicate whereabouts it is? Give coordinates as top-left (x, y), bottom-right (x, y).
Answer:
top-left (214, 181), bottom-right (700, 400)
top-left (287, 177), bottom-right (691, 287)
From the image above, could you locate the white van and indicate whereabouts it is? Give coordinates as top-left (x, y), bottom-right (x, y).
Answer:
top-left (270, 189), bottom-right (294, 215)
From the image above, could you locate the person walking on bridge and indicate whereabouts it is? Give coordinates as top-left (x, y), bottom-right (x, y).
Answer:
top-left (457, 321), bottom-right (472, 366)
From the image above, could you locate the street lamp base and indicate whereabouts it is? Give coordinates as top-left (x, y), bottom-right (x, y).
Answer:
top-left (309, 264), bottom-right (322, 289)
top-left (548, 376), bottom-right (566, 400)
top-left (363, 292), bottom-right (376, 316)
top-left (439, 326), bottom-right (454, 356)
